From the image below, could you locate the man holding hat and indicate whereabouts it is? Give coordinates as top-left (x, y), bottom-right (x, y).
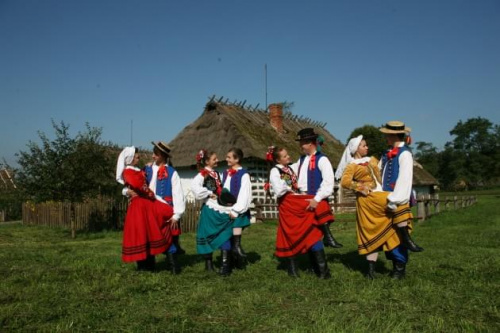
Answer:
top-left (293, 128), bottom-right (342, 278)
top-left (379, 121), bottom-right (423, 279)
top-left (144, 141), bottom-right (186, 274)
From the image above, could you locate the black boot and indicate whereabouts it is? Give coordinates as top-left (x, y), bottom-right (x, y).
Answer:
top-left (287, 257), bottom-right (300, 278)
top-left (137, 255), bottom-right (155, 271)
top-left (391, 261), bottom-right (406, 279)
top-left (311, 249), bottom-right (331, 279)
top-left (166, 252), bottom-right (181, 275)
top-left (308, 251), bottom-right (319, 275)
top-left (173, 235), bottom-right (186, 255)
top-left (320, 223), bottom-right (343, 248)
top-left (219, 250), bottom-right (232, 277)
top-left (366, 260), bottom-right (376, 279)
top-left (204, 253), bottom-right (215, 272)
top-left (398, 227), bottom-right (423, 252)
top-left (232, 235), bottom-right (247, 258)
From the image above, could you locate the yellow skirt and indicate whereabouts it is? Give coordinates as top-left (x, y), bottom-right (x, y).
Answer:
top-left (355, 192), bottom-right (413, 255)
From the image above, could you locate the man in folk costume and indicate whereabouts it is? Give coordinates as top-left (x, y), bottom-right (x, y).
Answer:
top-left (292, 128), bottom-right (342, 277)
top-left (379, 121), bottom-right (424, 279)
top-left (144, 141), bottom-right (186, 274)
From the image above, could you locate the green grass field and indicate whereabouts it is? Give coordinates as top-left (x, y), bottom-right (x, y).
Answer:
top-left (1, 193), bottom-right (499, 332)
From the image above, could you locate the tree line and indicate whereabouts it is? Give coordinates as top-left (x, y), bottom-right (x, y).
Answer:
top-left (349, 117), bottom-right (500, 191)
top-left (2, 116), bottom-right (499, 208)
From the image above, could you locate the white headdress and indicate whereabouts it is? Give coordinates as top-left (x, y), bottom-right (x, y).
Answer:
top-left (116, 146), bottom-right (136, 184)
top-left (335, 135), bottom-right (363, 180)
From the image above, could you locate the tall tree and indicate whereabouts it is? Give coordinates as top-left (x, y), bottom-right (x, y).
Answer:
top-left (16, 120), bottom-right (119, 202)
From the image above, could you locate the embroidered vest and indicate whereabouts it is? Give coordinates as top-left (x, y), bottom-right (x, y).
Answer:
top-left (298, 152), bottom-right (325, 195)
top-left (145, 164), bottom-right (176, 205)
top-left (381, 146), bottom-right (410, 192)
top-left (203, 172), bottom-right (222, 194)
top-left (222, 168), bottom-right (248, 199)
top-left (277, 166), bottom-right (299, 193)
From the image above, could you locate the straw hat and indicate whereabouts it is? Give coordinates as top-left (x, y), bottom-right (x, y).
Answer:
top-left (151, 141), bottom-right (171, 155)
top-left (379, 121), bottom-right (411, 134)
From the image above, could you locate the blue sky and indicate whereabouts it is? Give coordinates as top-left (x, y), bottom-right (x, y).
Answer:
top-left (1, 0), bottom-right (499, 166)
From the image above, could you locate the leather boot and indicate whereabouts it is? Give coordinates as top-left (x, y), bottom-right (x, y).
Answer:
top-left (232, 235), bottom-right (247, 258)
top-left (167, 252), bottom-right (181, 275)
top-left (366, 260), bottom-right (376, 279)
top-left (308, 251), bottom-right (319, 275)
top-left (204, 253), bottom-right (215, 272)
top-left (137, 255), bottom-right (155, 271)
top-left (287, 257), bottom-right (300, 278)
top-left (391, 261), bottom-right (406, 279)
top-left (173, 235), bottom-right (186, 255)
top-left (320, 223), bottom-right (343, 248)
top-left (311, 249), bottom-right (331, 279)
top-left (398, 227), bottom-right (423, 252)
top-left (219, 250), bottom-right (232, 277)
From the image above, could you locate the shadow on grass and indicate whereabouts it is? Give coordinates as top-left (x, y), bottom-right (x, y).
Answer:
top-left (333, 250), bottom-right (391, 276)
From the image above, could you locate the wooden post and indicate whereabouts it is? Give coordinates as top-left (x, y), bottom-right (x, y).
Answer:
top-left (70, 202), bottom-right (76, 239)
top-left (434, 193), bottom-right (440, 214)
top-left (417, 195), bottom-right (426, 221)
top-left (424, 194), bottom-right (431, 218)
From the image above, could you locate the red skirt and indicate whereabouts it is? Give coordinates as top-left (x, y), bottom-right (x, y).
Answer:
top-left (121, 198), bottom-right (173, 263)
top-left (275, 194), bottom-right (335, 258)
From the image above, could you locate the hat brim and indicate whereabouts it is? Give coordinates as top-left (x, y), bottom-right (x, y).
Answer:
top-left (379, 126), bottom-right (411, 134)
top-left (151, 141), bottom-right (171, 155)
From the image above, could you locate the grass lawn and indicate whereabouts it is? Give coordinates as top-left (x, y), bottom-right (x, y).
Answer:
top-left (1, 193), bottom-right (499, 332)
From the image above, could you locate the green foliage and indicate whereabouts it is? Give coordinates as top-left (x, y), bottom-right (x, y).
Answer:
top-left (348, 124), bottom-right (387, 158)
top-left (15, 120), bottom-right (120, 203)
top-left (416, 117), bottom-right (500, 190)
top-left (1, 193), bottom-right (499, 331)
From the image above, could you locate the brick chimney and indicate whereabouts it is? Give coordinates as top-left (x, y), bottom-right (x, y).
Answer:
top-left (268, 103), bottom-right (284, 133)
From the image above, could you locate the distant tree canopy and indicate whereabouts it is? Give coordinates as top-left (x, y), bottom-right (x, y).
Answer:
top-left (15, 120), bottom-right (121, 202)
top-left (347, 117), bottom-right (499, 191)
top-left (348, 125), bottom-right (387, 158)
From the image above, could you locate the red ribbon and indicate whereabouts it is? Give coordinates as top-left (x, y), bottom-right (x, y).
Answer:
top-left (157, 165), bottom-right (169, 180)
top-left (227, 168), bottom-right (237, 177)
top-left (309, 154), bottom-right (316, 170)
top-left (386, 147), bottom-right (400, 159)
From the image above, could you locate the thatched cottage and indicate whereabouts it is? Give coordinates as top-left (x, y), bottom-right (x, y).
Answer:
top-left (167, 97), bottom-right (438, 214)
top-left (167, 98), bottom-right (345, 204)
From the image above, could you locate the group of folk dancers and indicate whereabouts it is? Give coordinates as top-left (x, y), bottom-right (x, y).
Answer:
top-left (116, 120), bottom-right (423, 279)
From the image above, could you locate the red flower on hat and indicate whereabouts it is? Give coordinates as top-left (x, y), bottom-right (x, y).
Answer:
top-left (266, 146), bottom-right (275, 162)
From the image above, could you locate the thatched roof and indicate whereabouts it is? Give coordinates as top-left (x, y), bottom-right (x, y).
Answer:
top-left (413, 161), bottom-right (438, 186)
top-left (168, 100), bottom-right (345, 168)
top-left (0, 168), bottom-right (17, 190)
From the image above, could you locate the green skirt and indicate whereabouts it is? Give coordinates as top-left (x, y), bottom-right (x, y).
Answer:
top-left (232, 211), bottom-right (251, 228)
top-left (196, 205), bottom-right (234, 255)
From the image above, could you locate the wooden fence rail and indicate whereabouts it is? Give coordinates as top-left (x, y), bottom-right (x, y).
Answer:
top-left (21, 194), bottom-right (476, 236)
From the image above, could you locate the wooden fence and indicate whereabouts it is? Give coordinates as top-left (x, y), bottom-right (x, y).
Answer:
top-left (20, 194), bottom-right (477, 236)
top-left (415, 194), bottom-right (477, 221)
top-left (253, 194), bottom-right (477, 222)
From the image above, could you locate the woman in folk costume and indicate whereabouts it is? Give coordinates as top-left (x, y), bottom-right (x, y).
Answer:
top-left (116, 146), bottom-right (171, 271)
top-left (293, 128), bottom-right (343, 251)
top-left (336, 135), bottom-right (406, 279)
top-left (222, 148), bottom-right (252, 262)
top-left (143, 141), bottom-right (186, 274)
top-left (378, 121), bottom-right (423, 279)
top-left (268, 146), bottom-right (334, 279)
top-left (192, 150), bottom-right (235, 276)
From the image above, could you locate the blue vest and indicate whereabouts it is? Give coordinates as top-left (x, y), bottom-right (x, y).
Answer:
top-left (222, 168), bottom-right (248, 198)
top-left (145, 164), bottom-right (176, 205)
top-left (298, 152), bottom-right (325, 195)
top-left (381, 146), bottom-right (410, 192)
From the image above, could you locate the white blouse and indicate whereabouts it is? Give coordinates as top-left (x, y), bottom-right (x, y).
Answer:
top-left (223, 167), bottom-right (252, 217)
